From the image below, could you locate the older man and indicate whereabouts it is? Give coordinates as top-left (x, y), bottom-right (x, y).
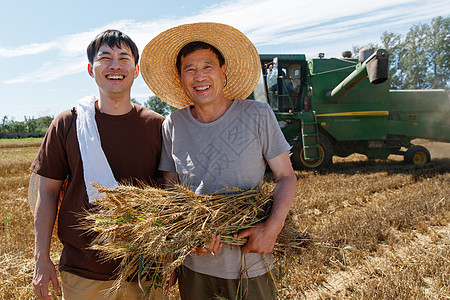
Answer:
top-left (141, 22), bottom-right (296, 299)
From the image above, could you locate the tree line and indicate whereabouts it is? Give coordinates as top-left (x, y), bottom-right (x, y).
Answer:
top-left (0, 97), bottom-right (174, 138)
top-left (132, 96), bottom-right (177, 117)
top-left (1, 16), bottom-right (448, 137)
top-left (0, 116), bottom-right (53, 138)
top-left (354, 16), bottom-right (449, 90)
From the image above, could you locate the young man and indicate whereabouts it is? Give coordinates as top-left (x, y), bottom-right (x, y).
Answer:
top-left (30, 30), bottom-right (164, 300)
top-left (140, 23), bottom-right (297, 299)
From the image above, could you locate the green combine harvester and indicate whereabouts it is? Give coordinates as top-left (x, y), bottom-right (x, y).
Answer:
top-left (253, 47), bottom-right (450, 169)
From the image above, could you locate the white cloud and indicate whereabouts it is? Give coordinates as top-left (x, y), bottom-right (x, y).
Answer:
top-left (5, 58), bottom-right (86, 84)
top-left (0, 42), bottom-right (58, 58)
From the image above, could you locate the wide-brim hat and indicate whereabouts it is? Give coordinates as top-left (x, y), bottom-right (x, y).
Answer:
top-left (140, 22), bottom-right (261, 109)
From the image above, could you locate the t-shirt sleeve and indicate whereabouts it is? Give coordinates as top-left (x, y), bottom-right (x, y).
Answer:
top-left (30, 113), bottom-right (71, 180)
top-left (260, 103), bottom-right (291, 160)
top-left (158, 116), bottom-right (177, 173)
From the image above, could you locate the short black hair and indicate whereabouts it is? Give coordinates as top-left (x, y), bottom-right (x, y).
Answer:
top-left (87, 29), bottom-right (139, 65)
top-left (176, 42), bottom-right (225, 74)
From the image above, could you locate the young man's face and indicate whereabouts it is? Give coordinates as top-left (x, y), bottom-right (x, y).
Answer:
top-left (88, 43), bottom-right (139, 98)
top-left (179, 48), bottom-right (226, 108)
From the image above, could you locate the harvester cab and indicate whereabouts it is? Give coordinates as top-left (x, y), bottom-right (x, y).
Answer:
top-left (256, 55), bottom-right (307, 113)
top-left (253, 47), bottom-right (450, 169)
top-left (254, 53), bottom-right (323, 168)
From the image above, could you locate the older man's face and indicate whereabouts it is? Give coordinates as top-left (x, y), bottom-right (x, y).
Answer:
top-left (179, 48), bottom-right (226, 108)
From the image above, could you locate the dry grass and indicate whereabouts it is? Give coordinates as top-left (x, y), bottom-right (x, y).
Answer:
top-left (1, 138), bottom-right (449, 299)
top-left (0, 139), bottom-right (63, 299)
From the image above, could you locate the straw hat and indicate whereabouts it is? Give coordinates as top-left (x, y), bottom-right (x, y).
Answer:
top-left (140, 22), bottom-right (261, 109)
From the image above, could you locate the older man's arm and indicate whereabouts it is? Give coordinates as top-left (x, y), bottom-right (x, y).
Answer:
top-left (238, 151), bottom-right (296, 254)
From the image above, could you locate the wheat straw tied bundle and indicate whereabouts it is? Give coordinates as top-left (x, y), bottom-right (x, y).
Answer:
top-left (82, 182), bottom-right (301, 293)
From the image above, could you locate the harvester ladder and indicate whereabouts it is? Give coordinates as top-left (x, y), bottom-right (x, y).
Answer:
top-left (300, 111), bottom-right (320, 160)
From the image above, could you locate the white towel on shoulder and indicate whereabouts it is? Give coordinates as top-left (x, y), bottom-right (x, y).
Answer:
top-left (76, 95), bottom-right (118, 202)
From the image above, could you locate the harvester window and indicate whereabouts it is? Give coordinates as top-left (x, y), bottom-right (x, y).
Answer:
top-left (278, 63), bottom-right (302, 112)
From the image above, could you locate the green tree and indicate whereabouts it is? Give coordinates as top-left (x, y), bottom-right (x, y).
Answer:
top-left (0, 116), bottom-right (25, 133)
top-left (1, 116), bottom-right (10, 133)
top-left (130, 98), bottom-right (141, 105)
top-left (380, 32), bottom-right (404, 89)
top-left (354, 16), bottom-right (449, 90)
top-left (427, 16), bottom-right (450, 89)
top-left (144, 96), bottom-right (176, 116)
top-left (25, 116), bottom-right (38, 132)
top-left (0, 115), bottom-right (53, 134)
top-left (10, 120), bottom-right (26, 133)
top-left (401, 23), bottom-right (430, 89)
top-left (36, 116), bottom-right (53, 133)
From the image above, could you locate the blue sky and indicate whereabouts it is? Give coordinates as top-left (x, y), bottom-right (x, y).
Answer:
top-left (1, 0), bottom-right (448, 121)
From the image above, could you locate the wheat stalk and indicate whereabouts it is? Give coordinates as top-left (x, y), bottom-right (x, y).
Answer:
top-left (82, 183), bottom-right (282, 293)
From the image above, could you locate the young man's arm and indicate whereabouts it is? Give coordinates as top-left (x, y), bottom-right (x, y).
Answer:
top-left (32, 176), bottom-right (63, 300)
top-left (162, 171), bottom-right (179, 189)
top-left (238, 151), bottom-right (296, 254)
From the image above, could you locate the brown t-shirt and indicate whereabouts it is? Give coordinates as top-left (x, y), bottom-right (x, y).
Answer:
top-left (31, 103), bottom-right (164, 280)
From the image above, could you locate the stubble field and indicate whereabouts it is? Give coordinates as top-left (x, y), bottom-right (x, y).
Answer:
top-left (0, 138), bottom-right (449, 299)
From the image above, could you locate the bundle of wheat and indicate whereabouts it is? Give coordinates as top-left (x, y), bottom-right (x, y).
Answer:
top-left (82, 183), bottom-right (281, 292)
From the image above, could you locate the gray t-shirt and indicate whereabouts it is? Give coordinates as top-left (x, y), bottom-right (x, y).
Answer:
top-left (159, 99), bottom-right (290, 279)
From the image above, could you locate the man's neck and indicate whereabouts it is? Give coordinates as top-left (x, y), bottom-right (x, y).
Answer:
top-left (191, 99), bottom-right (233, 123)
top-left (96, 94), bottom-right (133, 116)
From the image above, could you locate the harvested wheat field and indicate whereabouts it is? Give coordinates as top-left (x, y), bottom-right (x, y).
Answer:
top-left (1, 138), bottom-right (449, 299)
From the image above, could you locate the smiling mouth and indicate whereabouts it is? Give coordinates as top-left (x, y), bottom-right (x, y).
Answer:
top-left (194, 85), bottom-right (210, 91)
top-left (107, 75), bottom-right (124, 80)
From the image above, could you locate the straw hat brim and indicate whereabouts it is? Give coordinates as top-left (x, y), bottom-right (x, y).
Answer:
top-left (140, 22), bottom-right (261, 109)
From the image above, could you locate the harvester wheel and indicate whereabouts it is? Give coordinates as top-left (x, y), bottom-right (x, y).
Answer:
top-left (404, 145), bottom-right (431, 166)
top-left (291, 134), bottom-right (333, 170)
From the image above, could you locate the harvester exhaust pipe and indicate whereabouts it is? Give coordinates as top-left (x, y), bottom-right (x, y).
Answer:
top-left (325, 47), bottom-right (389, 102)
